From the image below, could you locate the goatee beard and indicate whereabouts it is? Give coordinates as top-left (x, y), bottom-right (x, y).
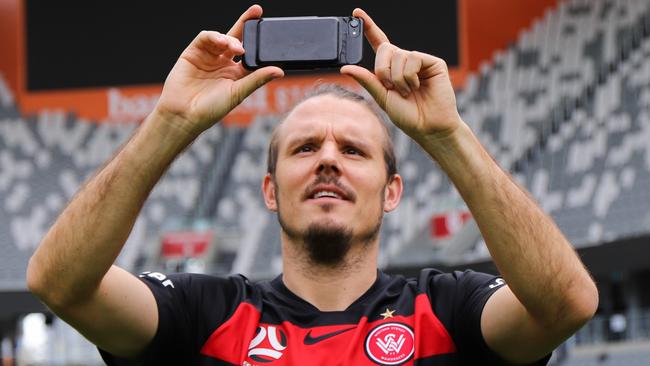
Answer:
top-left (303, 224), bottom-right (354, 267)
top-left (278, 215), bottom-right (381, 268)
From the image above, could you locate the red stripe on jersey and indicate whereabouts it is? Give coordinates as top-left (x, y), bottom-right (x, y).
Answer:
top-left (200, 302), bottom-right (261, 363)
top-left (413, 293), bottom-right (457, 358)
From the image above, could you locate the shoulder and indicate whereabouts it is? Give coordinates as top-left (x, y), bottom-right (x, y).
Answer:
top-left (408, 268), bottom-right (506, 324)
top-left (379, 268), bottom-right (503, 297)
top-left (137, 271), bottom-right (264, 305)
top-left (138, 270), bottom-right (251, 289)
top-left (412, 268), bottom-right (504, 292)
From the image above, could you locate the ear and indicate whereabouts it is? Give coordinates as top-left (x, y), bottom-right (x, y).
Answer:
top-left (262, 173), bottom-right (278, 211)
top-left (383, 174), bottom-right (403, 212)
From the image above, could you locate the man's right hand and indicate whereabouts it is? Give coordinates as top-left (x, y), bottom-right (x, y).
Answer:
top-left (155, 4), bottom-right (283, 138)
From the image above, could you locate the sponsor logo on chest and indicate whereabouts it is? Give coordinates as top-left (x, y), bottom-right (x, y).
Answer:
top-left (247, 325), bottom-right (287, 363)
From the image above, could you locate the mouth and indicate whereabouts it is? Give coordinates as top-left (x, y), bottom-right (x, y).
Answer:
top-left (312, 190), bottom-right (343, 200)
top-left (305, 184), bottom-right (354, 203)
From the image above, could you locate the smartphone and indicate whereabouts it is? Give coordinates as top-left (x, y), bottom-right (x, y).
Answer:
top-left (242, 16), bottom-right (364, 70)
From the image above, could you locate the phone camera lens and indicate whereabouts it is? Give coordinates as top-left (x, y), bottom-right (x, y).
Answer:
top-left (350, 19), bottom-right (359, 28)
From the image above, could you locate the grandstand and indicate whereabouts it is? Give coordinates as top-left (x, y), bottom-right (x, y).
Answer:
top-left (390, 0), bottom-right (650, 267)
top-left (2, 0), bottom-right (650, 365)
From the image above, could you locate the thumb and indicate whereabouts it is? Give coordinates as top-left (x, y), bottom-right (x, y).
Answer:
top-left (232, 66), bottom-right (284, 106)
top-left (341, 65), bottom-right (388, 109)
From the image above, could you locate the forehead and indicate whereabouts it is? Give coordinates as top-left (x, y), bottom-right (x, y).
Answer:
top-left (276, 95), bottom-right (387, 148)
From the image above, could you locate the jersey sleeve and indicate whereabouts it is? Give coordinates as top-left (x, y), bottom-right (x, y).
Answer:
top-left (426, 269), bottom-right (551, 365)
top-left (99, 271), bottom-right (245, 366)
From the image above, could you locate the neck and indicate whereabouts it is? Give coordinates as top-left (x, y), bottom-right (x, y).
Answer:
top-left (281, 233), bottom-right (379, 311)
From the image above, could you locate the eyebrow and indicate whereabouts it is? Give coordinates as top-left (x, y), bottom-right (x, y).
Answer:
top-left (284, 135), bottom-right (321, 151)
top-left (338, 136), bottom-right (373, 154)
top-left (283, 134), bottom-right (374, 154)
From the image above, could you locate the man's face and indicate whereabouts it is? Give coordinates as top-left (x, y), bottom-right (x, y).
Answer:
top-left (262, 95), bottom-right (402, 264)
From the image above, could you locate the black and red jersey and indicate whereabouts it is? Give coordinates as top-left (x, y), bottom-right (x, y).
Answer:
top-left (100, 269), bottom-right (550, 365)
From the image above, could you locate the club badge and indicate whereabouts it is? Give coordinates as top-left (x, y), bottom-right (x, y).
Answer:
top-left (364, 322), bottom-right (414, 365)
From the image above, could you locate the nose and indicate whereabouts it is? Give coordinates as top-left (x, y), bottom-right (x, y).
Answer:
top-left (316, 143), bottom-right (341, 175)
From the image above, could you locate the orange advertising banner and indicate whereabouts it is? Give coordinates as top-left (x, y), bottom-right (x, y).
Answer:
top-left (16, 74), bottom-right (362, 125)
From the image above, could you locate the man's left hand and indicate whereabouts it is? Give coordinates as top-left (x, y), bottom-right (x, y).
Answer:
top-left (341, 9), bottom-right (463, 144)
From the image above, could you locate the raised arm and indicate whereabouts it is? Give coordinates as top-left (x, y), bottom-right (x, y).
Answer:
top-left (342, 8), bottom-right (598, 364)
top-left (26, 5), bottom-right (283, 358)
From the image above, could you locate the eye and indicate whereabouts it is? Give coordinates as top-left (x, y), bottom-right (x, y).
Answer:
top-left (296, 144), bottom-right (315, 153)
top-left (343, 147), bottom-right (363, 156)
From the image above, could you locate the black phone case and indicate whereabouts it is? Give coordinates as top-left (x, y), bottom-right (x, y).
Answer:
top-left (242, 16), bottom-right (363, 70)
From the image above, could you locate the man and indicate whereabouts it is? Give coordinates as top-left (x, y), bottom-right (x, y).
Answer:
top-left (27, 5), bottom-right (598, 365)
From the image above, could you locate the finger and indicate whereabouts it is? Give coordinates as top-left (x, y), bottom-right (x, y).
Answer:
top-left (375, 43), bottom-right (395, 90)
top-left (417, 52), bottom-right (449, 79)
top-left (195, 32), bottom-right (228, 54)
top-left (352, 8), bottom-right (389, 52)
top-left (217, 35), bottom-right (246, 59)
top-left (341, 65), bottom-right (388, 109)
top-left (227, 4), bottom-right (263, 40)
top-left (231, 66), bottom-right (284, 106)
top-left (390, 50), bottom-right (410, 97)
top-left (191, 31), bottom-right (243, 59)
top-left (404, 52), bottom-right (422, 91)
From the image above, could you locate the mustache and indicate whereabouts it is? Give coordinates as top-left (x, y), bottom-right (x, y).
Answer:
top-left (302, 175), bottom-right (357, 202)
